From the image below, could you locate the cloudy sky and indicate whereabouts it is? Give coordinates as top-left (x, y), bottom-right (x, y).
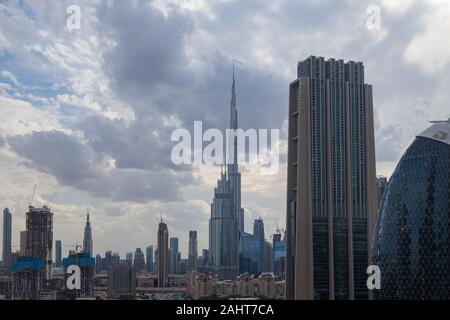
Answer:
top-left (0, 0), bottom-right (449, 258)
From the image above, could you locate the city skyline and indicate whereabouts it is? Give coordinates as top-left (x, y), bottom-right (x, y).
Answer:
top-left (1, 0), bottom-right (450, 269)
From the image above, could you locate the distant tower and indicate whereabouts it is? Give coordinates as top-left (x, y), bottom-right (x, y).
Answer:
top-left (146, 245), bottom-right (154, 272)
top-left (169, 237), bottom-right (180, 274)
top-left (156, 217), bottom-right (169, 287)
top-left (83, 212), bottom-right (93, 257)
top-left (376, 176), bottom-right (388, 207)
top-left (20, 231), bottom-right (27, 256)
top-left (133, 248), bottom-right (146, 272)
top-left (55, 240), bottom-right (62, 267)
top-left (188, 231), bottom-right (198, 271)
top-left (2, 208), bottom-right (12, 271)
top-left (253, 218), bottom-right (265, 244)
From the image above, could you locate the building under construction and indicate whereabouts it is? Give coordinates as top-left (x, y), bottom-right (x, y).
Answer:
top-left (12, 257), bottom-right (44, 300)
top-left (63, 252), bottom-right (95, 299)
top-left (26, 206), bottom-right (53, 280)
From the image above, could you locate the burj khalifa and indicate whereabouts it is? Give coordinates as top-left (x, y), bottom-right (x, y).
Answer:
top-left (209, 64), bottom-right (244, 280)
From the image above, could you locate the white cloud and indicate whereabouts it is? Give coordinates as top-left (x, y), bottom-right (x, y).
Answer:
top-left (403, 0), bottom-right (450, 73)
top-left (0, 96), bottom-right (61, 136)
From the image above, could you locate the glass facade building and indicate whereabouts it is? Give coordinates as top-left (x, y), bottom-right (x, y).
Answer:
top-left (2, 208), bottom-right (12, 271)
top-left (239, 232), bottom-right (262, 276)
top-left (372, 120), bottom-right (450, 299)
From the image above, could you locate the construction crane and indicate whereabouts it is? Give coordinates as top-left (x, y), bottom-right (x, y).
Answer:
top-left (29, 184), bottom-right (37, 207)
top-left (45, 192), bottom-right (58, 208)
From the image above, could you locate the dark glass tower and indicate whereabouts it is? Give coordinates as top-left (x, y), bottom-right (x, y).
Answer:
top-left (55, 240), bottom-right (62, 267)
top-left (188, 231), bottom-right (198, 271)
top-left (286, 56), bottom-right (377, 300)
top-left (2, 208), bottom-right (12, 271)
top-left (372, 119), bottom-right (450, 299)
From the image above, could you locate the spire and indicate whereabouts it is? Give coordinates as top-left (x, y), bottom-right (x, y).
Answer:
top-left (230, 58), bottom-right (237, 131)
top-left (87, 213), bottom-right (90, 222)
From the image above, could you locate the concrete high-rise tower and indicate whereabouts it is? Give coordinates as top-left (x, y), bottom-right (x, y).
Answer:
top-left (286, 56), bottom-right (377, 300)
top-left (188, 230), bottom-right (198, 270)
top-left (83, 213), bottom-right (93, 257)
top-left (156, 218), bottom-right (169, 287)
top-left (2, 208), bottom-right (12, 271)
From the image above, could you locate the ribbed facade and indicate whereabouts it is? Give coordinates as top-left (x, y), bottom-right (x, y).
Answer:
top-left (286, 56), bottom-right (377, 300)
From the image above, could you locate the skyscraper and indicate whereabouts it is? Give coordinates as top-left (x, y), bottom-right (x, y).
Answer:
top-left (227, 65), bottom-right (245, 235)
top-left (125, 252), bottom-right (133, 267)
top-left (209, 68), bottom-right (241, 280)
top-left (83, 213), bottom-right (93, 257)
top-left (107, 262), bottom-right (136, 299)
top-left (188, 231), bottom-right (198, 271)
top-left (169, 237), bottom-right (180, 274)
top-left (286, 56), bottom-right (377, 300)
top-left (170, 237), bottom-right (179, 253)
top-left (210, 169), bottom-right (239, 280)
top-left (20, 231), bottom-right (27, 256)
top-left (156, 218), bottom-right (169, 287)
top-left (2, 208), bottom-right (12, 271)
top-left (240, 232), bottom-right (262, 275)
top-left (376, 176), bottom-right (388, 207)
top-left (253, 219), bottom-right (265, 244)
top-left (95, 254), bottom-right (102, 274)
top-left (253, 219), bottom-right (265, 271)
top-left (55, 240), bottom-right (62, 268)
top-left (133, 248), bottom-right (145, 272)
top-left (146, 245), bottom-right (154, 272)
top-left (26, 206), bottom-right (53, 280)
top-left (273, 231), bottom-right (286, 279)
top-left (372, 118), bottom-right (450, 299)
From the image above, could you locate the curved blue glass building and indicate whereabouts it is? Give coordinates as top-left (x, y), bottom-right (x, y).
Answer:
top-left (372, 119), bottom-right (450, 299)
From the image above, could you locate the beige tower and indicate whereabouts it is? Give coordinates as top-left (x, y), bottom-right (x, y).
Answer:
top-left (285, 56), bottom-right (377, 300)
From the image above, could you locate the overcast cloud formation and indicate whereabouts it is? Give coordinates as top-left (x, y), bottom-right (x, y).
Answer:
top-left (1, 0), bottom-right (450, 256)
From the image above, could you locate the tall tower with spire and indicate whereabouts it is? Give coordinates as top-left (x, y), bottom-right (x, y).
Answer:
top-left (227, 62), bottom-right (245, 234)
top-left (83, 211), bottom-right (93, 257)
top-left (208, 63), bottom-right (243, 280)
